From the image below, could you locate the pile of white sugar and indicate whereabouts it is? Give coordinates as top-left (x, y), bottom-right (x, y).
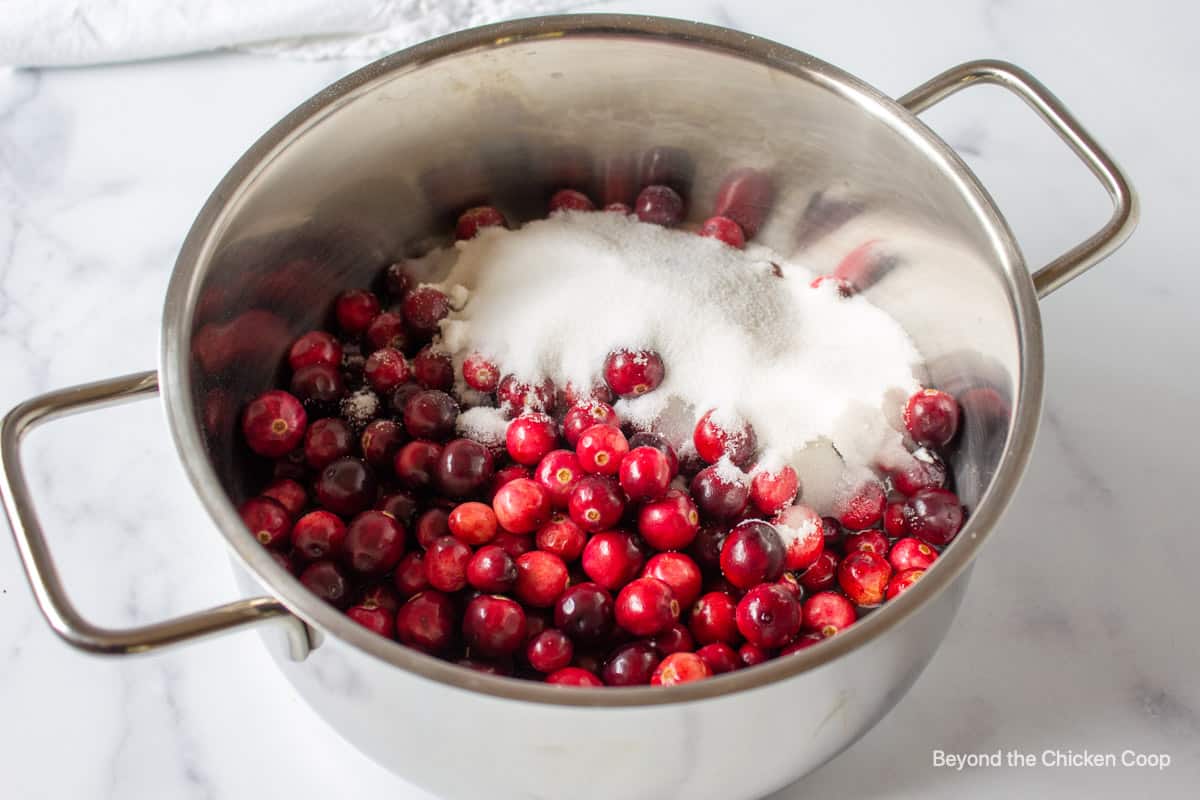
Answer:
top-left (420, 211), bottom-right (923, 513)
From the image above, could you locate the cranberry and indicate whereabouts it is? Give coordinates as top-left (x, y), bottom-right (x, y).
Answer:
top-left (580, 531), bottom-right (643, 590)
top-left (693, 409), bottom-right (756, 467)
top-left (340, 342), bottom-right (367, 386)
top-left (563, 401), bottom-right (619, 447)
top-left (890, 447), bottom-right (947, 495)
top-left (290, 510), bottom-right (346, 561)
top-left (554, 582), bottom-right (614, 645)
top-left (690, 591), bottom-right (740, 645)
top-left (536, 515), bottom-right (587, 561)
top-left (299, 560), bottom-right (351, 608)
top-left (261, 477), bottom-right (306, 519)
top-left (821, 516), bottom-right (847, 551)
top-left (402, 287), bottom-right (450, 337)
top-left (403, 389), bottom-right (459, 440)
top-left (493, 478), bottom-right (552, 533)
top-left (699, 215), bottom-right (745, 248)
top-left (289, 331), bottom-right (343, 371)
top-left (496, 374), bottom-right (557, 416)
top-left (642, 552), bottom-right (702, 607)
top-left (890, 537), bottom-right (939, 572)
top-left (393, 551), bottom-right (429, 596)
top-left (635, 185), bottom-right (684, 227)
top-left (507, 412), bottom-right (559, 465)
top-left (750, 464), bottom-right (799, 515)
top-left (713, 168), bottom-right (774, 238)
top-left (363, 348), bottom-right (410, 394)
top-left (409, 347), bottom-right (452, 391)
top-left (568, 476), bottom-right (626, 532)
top-left (575, 424), bottom-right (628, 476)
top-left (493, 531), bottom-right (534, 558)
top-left (360, 419), bottom-right (404, 469)
top-left (616, 577), bottom-right (679, 636)
top-left (545, 667), bottom-right (603, 687)
top-left (736, 584), bottom-right (801, 648)
top-left (628, 432), bottom-right (680, 476)
top-left (359, 583), bottom-right (400, 615)
top-left (435, 438), bottom-right (494, 497)
top-left (602, 349), bottom-right (665, 398)
top-left (393, 440), bottom-right (442, 491)
top-left (884, 501), bottom-right (907, 537)
top-left (798, 550), bottom-right (840, 592)
top-left (886, 568), bottom-right (926, 599)
top-left (389, 382), bottom-right (423, 415)
top-left (462, 353), bottom-right (500, 392)
top-left (802, 591), bottom-right (856, 637)
top-left (846, 530), bottom-right (889, 557)
top-left (290, 365), bottom-right (344, 410)
top-left (690, 465), bottom-right (749, 521)
top-left (384, 261), bottom-right (414, 299)
top-left (527, 629), bottom-right (575, 673)
top-left (335, 289), bottom-right (380, 335)
top-left (835, 479), bottom-right (886, 530)
top-left (456, 205), bottom-right (506, 240)
top-left (316, 457), bottom-right (377, 516)
top-left (903, 388), bottom-right (960, 447)
top-left (448, 501), bottom-right (498, 545)
top-left (696, 642), bottom-right (739, 674)
top-left (809, 275), bottom-right (856, 297)
top-left (838, 550), bottom-right (892, 606)
top-left (462, 595), bottom-right (527, 657)
top-left (489, 464), bottom-right (530, 497)
top-left (347, 604), bottom-right (394, 638)
top-left (425, 536), bottom-right (472, 592)
top-left (513, 551), bottom-right (568, 608)
top-left (833, 239), bottom-right (897, 290)
top-left (602, 642), bottom-right (660, 686)
top-left (738, 643), bottom-right (769, 668)
top-left (775, 571), bottom-right (805, 600)
top-left (562, 380), bottom-right (614, 408)
top-left (549, 189), bottom-right (595, 212)
top-left (720, 520), bottom-right (785, 589)
top-left (534, 450), bottom-right (583, 508)
top-left (396, 591), bottom-right (456, 653)
top-left (344, 510), bottom-right (405, 575)
top-left (303, 418), bottom-right (353, 469)
top-left (638, 490), bottom-right (700, 550)
top-left (651, 652), bottom-right (710, 685)
top-left (773, 503), bottom-right (825, 572)
top-left (689, 525), bottom-right (727, 572)
top-left (242, 390), bottom-right (307, 458)
top-left (240, 497), bottom-right (290, 548)
top-left (781, 632), bottom-right (826, 654)
top-left (649, 622), bottom-right (695, 656)
top-left (902, 488), bottom-right (964, 545)
top-left (365, 311), bottom-right (407, 352)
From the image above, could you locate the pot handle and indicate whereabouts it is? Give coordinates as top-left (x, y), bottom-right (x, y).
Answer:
top-left (898, 59), bottom-right (1138, 298)
top-left (0, 371), bottom-right (310, 660)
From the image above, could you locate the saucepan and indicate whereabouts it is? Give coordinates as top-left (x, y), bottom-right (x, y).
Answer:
top-left (0, 15), bottom-right (1136, 799)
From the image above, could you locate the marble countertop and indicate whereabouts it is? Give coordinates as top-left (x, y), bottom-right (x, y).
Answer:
top-left (1, 1), bottom-right (1196, 797)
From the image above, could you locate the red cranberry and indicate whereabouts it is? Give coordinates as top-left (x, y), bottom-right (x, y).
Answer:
top-left (690, 591), bottom-right (740, 645)
top-left (402, 287), bottom-right (450, 337)
top-left (462, 353), bottom-right (500, 392)
top-left (447, 501), bottom-right (498, 546)
top-left (602, 349), bottom-right (666, 397)
top-left (554, 582), bottom-right (614, 644)
top-left (360, 419), bottom-right (404, 469)
top-left (403, 389), bottom-right (459, 440)
top-left (304, 417), bottom-right (353, 469)
top-left (782, 632), bottom-right (826, 654)
top-left (527, 629), bottom-right (574, 673)
top-left (492, 533), bottom-right (534, 561)
top-left (393, 551), bottom-right (429, 596)
top-left (289, 331), bottom-right (343, 371)
top-left (798, 550), bottom-right (839, 592)
top-left (394, 440), bottom-right (443, 491)
top-left (838, 551), bottom-right (892, 606)
top-left (562, 380), bottom-right (614, 408)
top-left (689, 525), bottom-right (727, 572)
top-left (738, 643), bottom-right (769, 668)
top-left (699, 215), bottom-right (745, 248)
top-left (384, 261), bottom-right (414, 299)
top-left (413, 347), bottom-right (454, 391)
top-left (713, 168), bottom-right (774, 238)
top-left (497, 374), bottom-right (556, 416)
top-left (364, 348), bottom-right (411, 393)
top-left (359, 583), bottom-right (400, 615)
top-left (563, 402), bottom-right (619, 447)
top-left (846, 530), bottom-right (889, 557)
top-left (545, 667), bottom-right (603, 687)
top-left (515, 549), bottom-right (570, 609)
top-left (344, 510), bottom-right (405, 575)
top-left (809, 275), bottom-right (856, 298)
top-left (335, 289), bottom-right (380, 335)
top-left (602, 642), bottom-right (660, 686)
top-left (642, 552), bottom-right (702, 607)
top-left (690, 465), bottom-right (749, 521)
top-left (575, 424), bottom-right (629, 476)
top-left (628, 432), bottom-right (680, 477)
top-left (903, 388), bottom-right (960, 447)
top-left (242, 390), bottom-right (307, 458)
top-left (649, 622), bottom-right (695, 655)
top-left (299, 560), bottom-right (351, 608)
top-left (886, 568), bottom-right (926, 600)
top-left (365, 311), bottom-right (407, 352)
top-left (490, 464), bottom-right (530, 497)
top-left (720, 520), bottom-right (785, 589)
top-left (396, 591), bottom-right (455, 653)
top-left (456, 205), bottom-right (506, 240)
top-left (347, 604), bottom-right (394, 638)
top-left (316, 457), bottom-right (377, 516)
top-left (615, 446), bottom-right (670, 501)
top-left (616, 577), bottom-right (679, 637)
top-left (736, 584), bottom-right (801, 648)
top-left (821, 516), bottom-right (847, 551)
top-left (638, 490), bottom-right (700, 551)
top-left (463, 595), bottom-right (527, 657)
top-left (890, 537), bottom-right (939, 572)
top-left (389, 382), bottom-right (423, 415)
top-left (493, 478), bottom-right (552, 534)
top-left (902, 488), bottom-right (964, 546)
top-left (696, 642), bottom-right (739, 674)
top-left (581, 531), bottom-right (643, 590)
top-left (835, 479), bottom-right (886, 530)
top-left (605, 202), bottom-right (633, 213)
top-left (291, 510), bottom-right (346, 561)
top-left (536, 515), bottom-right (586, 561)
top-left (435, 438), bottom-right (494, 497)
top-left (775, 572), bottom-right (805, 600)
top-left (425, 536), bottom-right (472, 592)
top-left (534, 450), bottom-right (583, 508)
top-left (261, 478), bottom-right (306, 519)
top-left (340, 342), bottom-right (367, 385)
top-left (465, 545), bottom-right (516, 593)
top-left (568, 476), bottom-right (626, 532)
top-left (635, 185), bottom-right (684, 227)
top-left (290, 365), bottom-right (344, 410)
top-left (884, 501), bottom-right (907, 537)
top-left (507, 412), bottom-right (558, 466)
top-left (549, 189), bottom-right (595, 212)
top-left (240, 497), bottom-right (290, 548)
top-left (651, 652), bottom-right (711, 685)
top-left (773, 504), bottom-right (825, 572)
top-left (802, 591), bottom-right (856, 637)
top-left (693, 409), bottom-right (756, 467)
top-left (750, 464), bottom-right (799, 515)
top-left (890, 447), bottom-right (947, 495)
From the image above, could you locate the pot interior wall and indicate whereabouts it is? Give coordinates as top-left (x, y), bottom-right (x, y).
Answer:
top-left (182, 31), bottom-right (1019, 533)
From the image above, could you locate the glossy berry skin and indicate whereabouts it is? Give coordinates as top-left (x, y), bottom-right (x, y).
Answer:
top-left (693, 409), bottom-right (756, 468)
top-left (690, 466), bottom-right (749, 521)
top-left (738, 643), bottom-right (769, 668)
top-left (903, 388), bottom-right (960, 447)
top-left (568, 476), bottom-right (626, 532)
top-left (549, 189), bottom-right (595, 212)
top-left (802, 591), bottom-right (857, 637)
top-left (411, 347), bottom-right (453, 391)
top-left (750, 465), bottom-right (800, 515)
top-left (651, 652), bottom-right (711, 686)
top-left (414, 509), bottom-right (449, 551)
top-left (534, 450), bottom-right (583, 508)
top-left (365, 311), bottom-right (407, 352)
top-left (602, 642), bottom-right (660, 686)
top-left (638, 490), bottom-right (701, 551)
top-left (554, 582), bottom-right (614, 645)
top-left (884, 501), bottom-right (908, 537)
top-left (435, 438), bottom-right (494, 498)
top-left (394, 440), bottom-right (443, 491)
top-left (689, 525), bottom-right (728, 573)
top-left (545, 667), bottom-right (603, 687)
top-left (798, 551), bottom-right (840, 593)
top-left (835, 479), bottom-right (886, 531)
top-left (581, 531), bottom-right (644, 590)
top-left (699, 215), bottom-right (745, 248)
top-left (364, 348), bottom-right (411, 393)
top-left (456, 205), bottom-right (506, 240)
top-left (575, 424), bottom-right (629, 475)
top-left (289, 331), bottom-right (343, 371)
top-left (289, 365), bottom-right (343, 410)
top-left (343, 511), bottom-right (405, 575)
top-left (392, 551), bottom-right (429, 597)
top-left (643, 552), bottom-right (703, 608)
top-left (782, 632), bottom-right (826, 654)
top-left (316, 457), bottom-right (377, 517)
top-left (425, 536), bottom-right (472, 592)
top-left (526, 629), bottom-right (574, 673)
top-left (403, 389), bottom-right (460, 440)
top-left (299, 560), bottom-right (351, 608)
top-left (720, 520), bottom-right (786, 590)
top-left (616, 577), bottom-right (680, 636)
top-left (514, 551), bottom-right (569, 608)
top-left (290, 510), bottom-right (346, 561)
top-left (242, 390), bottom-right (307, 458)
top-left (240, 497), bottom-right (290, 548)
top-left (886, 568), bottom-right (925, 600)
top-left (536, 515), bottom-right (587, 562)
top-left (304, 417), bottom-right (354, 469)
top-left (901, 488), bottom-right (964, 546)
top-left (689, 591), bottom-right (740, 646)
top-left (889, 537), bottom-right (939, 572)
top-left (261, 478), bottom-right (306, 519)
top-left (497, 375), bottom-right (556, 416)
top-left (696, 643), bottom-right (739, 674)
top-left (838, 550), bottom-right (892, 607)
top-left (773, 504), bottom-right (826, 572)
top-left (402, 287), bottom-right (451, 338)
top-left (463, 595), bottom-right (527, 657)
top-left (360, 419), bottom-right (404, 469)
top-left (846, 530), bottom-right (889, 558)
top-left (507, 412), bottom-right (559, 466)
top-left (347, 604), bottom-right (394, 638)
top-left (890, 447), bottom-right (948, 496)
top-left (619, 446), bottom-right (673, 501)
top-left (635, 185), bottom-right (685, 227)
top-left (448, 501), bottom-right (498, 546)
top-left (462, 353), bottom-right (500, 392)
top-left (493, 478), bottom-right (553, 534)
top-left (602, 350), bottom-right (666, 398)
top-left (628, 432), bottom-right (680, 477)
top-left (490, 464), bottom-right (529, 497)
top-left (736, 584), bottom-right (802, 648)
top-left (396, 591), bottom-right (456, 653)
top-left (563, 402), bottom-right (619, 448)
top-left (335, 289), bottom-right (380, 335)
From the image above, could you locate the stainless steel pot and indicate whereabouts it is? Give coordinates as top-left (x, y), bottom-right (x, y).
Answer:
top-left (0, 15), bottom-right (1136, 800)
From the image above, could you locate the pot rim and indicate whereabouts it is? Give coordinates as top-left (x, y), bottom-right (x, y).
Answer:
top-left (160, 13), bottom-right (1042, 707)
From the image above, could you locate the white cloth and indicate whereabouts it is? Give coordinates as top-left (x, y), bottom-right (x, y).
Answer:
top-left (0, 0), bottom-right (585, 67)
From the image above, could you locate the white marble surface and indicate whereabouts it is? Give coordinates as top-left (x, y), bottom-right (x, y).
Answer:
top-left (1, 1), bottom-right (1197, 797)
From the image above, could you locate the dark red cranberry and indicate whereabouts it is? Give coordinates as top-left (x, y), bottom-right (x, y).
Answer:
top-left (750, 464), bottom-right (799, 515)
top-left (493, 478), bottom-right (552, 534)
top-left (616, 577), bottom-right (679, 637)
top-left (619, 446), bottom-right (672, 501)
top-left (392, 551), bottom-right (429, 596)
top-left (463, 595), bottom-right (527, 657)
top-left (903, 388), bottom-right (960, 447)
top-left (581, 531), bottom-right (643, 590)
top-left (299, 560), bottom-right (351, 608)
top-left (627, 432), bottom-right (679, 476)
top-left (835, 479), bottom-right (886, 530)
top-left (461, 353), bottom-right (500, 392)
top-left (689, 526), bottom-right (727, 572)
top-left (884, 501), bottom-right (907, 537)
top-left (738, 643), bottom-right (769, 668)
top-left (651, 652), bottom-right (711, 685)
top-left (360, 419), bottom-right (404, 468)
top-left (838, 550), bottom-right (892, 606)
top-left (602, 349), bottom-right (665, 397)
top-left (638, 489), bottom-right (701, 551)
top-left (696, 642), bottom-right (739, 674)
top-left (802, 591), bottom-right (856, 637)
top-left (774, 503), bottom-right (826, 572)
top-left (798, 550), bottom-right (840, 592)
top-left (545, 667), bottom-right (603, 687)
top-left (536, 514), bottom-right (586, 561)
top-left (304, 417), bottom-right (354, 469)
top-left (568, 476), bottom-right (626, 532)
top-left (515, 551), bottom-right (569, 608)
top-left (496, 374), bottom-right (556, 416)
top-left (315, 457), bottom-right (377, 516)
top-left (363, 348), bottom-right (411, 394)
top-left (890, 447), bottom-right (947, 495)
top-left (713, 168), bottom-right (774, 238)
top-left (340, 342), bottom-right (366, 386)
top-left (343, 510), bottom-right (405, 575)
top-left (466, 545), bottom-right (517, 593)
top-left (455, 205), bottom-right (506, 240)
top-left (289, 331), bottom-right (343, 371)
top-left (809, 275), bottom-right (856, 297)
top-left (347, 604), bottom-right (394, 638)
top-left (886, 568), bottom-right (925, 599)
top-left (396, 591), bottom-right (455, 652)
top-left (448, 501), bottom-right (498, 546)
top-left (846, 530), bottom-right (889, 558)
top-left (720, 520), bottom-right (786, 590)
top-left (412, 347), bottom-right (454, 391)
top-left (507, 412), bottom-right (559, 466)
top-left (601, 642), bottom-right (659, 686)
top-left (335, 289), bottom-right (381, 336)
top-left (889, 537), bottom-right (939, 572)
top-left (691, 465), bottom-right (749, 521)
top-left (699, 215), bottom-right (745, 248)
top-left (902, 488), bottom-right (964, 546)
top-left (493, 531), bottom-right (534, 558)
top-left (562, 401), bottom-right (619, 447)
top-left (693, 409), bottom-right (756, 467)
top-left (389, 382), bottom-right (423, 415)
top-left (534, 450), bottom-right (583, 508)
top-left (242, 390), bottom-right (307, 458)
top-left (365, 311), bottom-right (407, 352)
top-left (782, 632), bottom-right (826, 654)
top-left (289, 364), bottom-right (344, 410)
top-left (403, 389), bottom-right (459, 440)
top-left (424, 536), bottom-right (471, 592)
top-left (821, 516), bottom-right (847, 551)
top-left (239, 496), bottom-right (290, 548)
top-left (554, 582), bottom-right (614, 645)
top-left (261, 477), bottom-right (306, 519)
top-left (402, 287), bottom-right (450, 338)
top-left (291, 510), bottom-right (347, 561)
top-left (384, 261), bottom-right (414, 300)
top-left (642, 552), bottom-right (702, 607)
top-left (359, 583), bottom-right (400, 615)
top-left (736, 584), bottom-right (802, 648)
top-left (634, 185), bottom-right (684, 227)
top-left (549, 189), bottom-right (595, 212)
top-left (690, 591), bottom-right (740, 645)
top-left (394, 440), bottom-right (442, 491)
top-left (527, 629), bottom-right (574, 673)
top-left (435, 438), bottom-right (494, 498)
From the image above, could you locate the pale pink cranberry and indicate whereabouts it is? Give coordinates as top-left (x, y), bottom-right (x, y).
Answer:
top-left (364, 347), bottom-right (411, 393)
top-left (602, 349), bottom-right (665, 397)
top-left (693, 409), bottom-right (756, 467)
top-left (809, 275), bottom-right (856, 297)
top-left (889, 447), bottom-right (948, 495)
top-left (396, 590), bottom-right (455, 653)
top-left (889, 537), bottom-right (939, 572)
top-left (846, 530), bottom-right (889, 558)
top-left (514, 551), bottom-right (569, 608)
top-left (526, 629), bottom-right (574, 673)
top-left (448, 501), bottom-right (498, 546)
top-left (575, 424), bottom-right (629, 475)
top-left (802, 591), bottom-right (856, 637)
top-left (901, 488), bottom-right (964, 546)
top-left (335, 289), bottom-right (380, 336)
top-left (581, 531), bottom-right (643, 590)
top-left (563, 401), bottom-right (619, 447)
top-left (837, 550), bottom-right (892, 606)
top-left (492, 478), bottom-right (552, 534)
top-left (635, 185), bottom-right (685, 227)
top-left (463, 595), bottom-right (527, 657)
top-left (903, 388), bottom-right (960, 447)
top-left (462, 353), bottom-right (500, 392)
top-left (638, 489), bottom-right (701, 551)
top-left (549, 189), bottom-right (595, 212)
top-left (545, 667), bottom-right (603, 687)
top-left (690, 465), bottom-right (749, 521)
top-left (347, 603), bottom-right (395, 638)
top-left (720, 520), bottom-right (786, 590)
top-left (642, 552), bottom-right (702, 607)
top-left (736, 584), bottom-right (802, 648)
top-left (750, 464), bottom-right (799, 515)
top-left (425, 536), bottom-right (472, 592)
top-left (261, 478), bottom-right (306, 519)
top-left (619, 445), bottom-right (673, 501)
top-left (834, 478), bottom-right (886, 530)
top-left (360, 419), bottom-right (404, 469)
top-left (534, 450), bottom-right (583, 508)
top-left (713, 168), bottom-right (774, 237)
top-left (288, 331), bottom-right (342, 371)
top-left (455, 205), bottom-right (506, 240)
top-left (651, 652), bottom-right (711, 685)
top-left (240, 497), bottom-right (290, 548)
top-left (568, 476), bottom-right (626, 532)
top-left (365, 311), bottom-right (407, 352)
top-left (507, 412), bottom-right (559, 466)
top-left (344, 510), bottom-right (406, 575)
top-left (497, 374), bottom-right (556, 416)
top-left (535, 514), bottom-right (587, 561)
top-left (689, 591), bottom-right (740, 645)
top-left (699, 215), bottom-right (745, 248)
top-left (886, 568), bottom-right (925, 600)
top-left (242, 390), bottom-right (307, 458)
top-left (411, 347), bottom-right (453, 391)
top-left (401, 287), bottom-right (450, 338)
